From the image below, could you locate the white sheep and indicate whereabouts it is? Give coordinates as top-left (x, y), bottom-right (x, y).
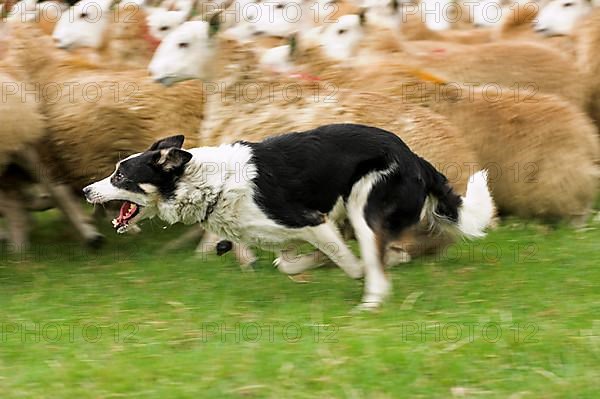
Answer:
top-left (7, 21), bottom-right (204, 191)
top-left (315, 13), bottom-right (586, 107)
top-left (52, 0), bottom-right (188, 67)
top-left (53, 2), bottom-right (165, 69)
top-left (52, 0), bottom-right (115, 49)
top-left (147, 9), bottom-right (189, 40)
top-left (535, 0), bottom-right (592, 36)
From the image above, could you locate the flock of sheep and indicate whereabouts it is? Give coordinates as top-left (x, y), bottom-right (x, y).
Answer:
top-left (0, 0), bottom-right (598, 266)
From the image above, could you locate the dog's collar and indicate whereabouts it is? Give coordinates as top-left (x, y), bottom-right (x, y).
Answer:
top-left (201, 190), bottom-right (222, 223)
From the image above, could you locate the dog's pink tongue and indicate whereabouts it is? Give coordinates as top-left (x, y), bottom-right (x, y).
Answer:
top-left (116, 201), bottom-right (135, 225)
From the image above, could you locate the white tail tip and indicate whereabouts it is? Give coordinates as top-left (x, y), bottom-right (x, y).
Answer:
top-left (458, 170), bottom-right (495, 239)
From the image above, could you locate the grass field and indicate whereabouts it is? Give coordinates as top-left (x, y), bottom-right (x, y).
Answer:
top-left (1, 208), bottom-right (599, 398)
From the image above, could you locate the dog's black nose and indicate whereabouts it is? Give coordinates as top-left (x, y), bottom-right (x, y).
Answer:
top-left (82, 186), bottom-right (92, 199)
top-left (216, 240), bottom-right (233, 256)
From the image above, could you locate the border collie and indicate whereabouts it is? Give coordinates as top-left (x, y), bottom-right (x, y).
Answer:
top-left (83, 124), bottom-right (494, 309)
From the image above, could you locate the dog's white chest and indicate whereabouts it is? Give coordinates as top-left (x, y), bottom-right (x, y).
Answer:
top-left (204, 192), bottom-right (295, 246)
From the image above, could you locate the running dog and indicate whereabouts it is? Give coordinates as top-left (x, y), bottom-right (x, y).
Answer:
top-left (83, 124), bottom-right (494, 309)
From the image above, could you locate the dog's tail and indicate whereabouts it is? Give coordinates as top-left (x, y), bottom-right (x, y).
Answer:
top-left (419, 158), bottom-right (494, 239)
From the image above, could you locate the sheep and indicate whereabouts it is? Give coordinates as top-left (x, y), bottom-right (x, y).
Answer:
top-left (0, 71), bottom-right (103, 250)
top-left (0, 74), bottom-right (45, 174)
top-left (534, 0), bottom-right (592, 36)
top-left (529, 7), bottom-right (600, 126)
top-left (398, 31), bottom-right (586, 108)
top-left (6, 21), bottom-right (204, 192)
top-left (279, 15), bottom-right (599, 223)
top-left (149, 20), bottom-right (490, 264)
top-left (2, 0), bottom-right (68, 35)
top-left (575, 8), bottom-right (600, 126)
top-left (316, 13), bottom-right (587, 108)
top-left (398, 1), bottom-right (494, 43)
top-left (490, 1), bottom-right (574, 53)
top-left (52, 0), bottom-right (114, 49)
top-left (147, 9), bottom-right (190, 41)
top-left (220, 0), bottom-right (360, 41)
top-left (424, 88), bottom-right (599, 223)
top-left (0, 72), bottom-right (47, 221)
top-left (53, 1), bottom-right (166, 69)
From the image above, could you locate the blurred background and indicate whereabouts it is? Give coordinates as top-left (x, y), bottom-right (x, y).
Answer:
top-left (0, 0), bottom-right (598, 396)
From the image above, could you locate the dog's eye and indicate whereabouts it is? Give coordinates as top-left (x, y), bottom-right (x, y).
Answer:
top-left (276, 3), bottom-right (284, 9)
top-left (337, 29), bottom-right (347, 35)
top-left (563, 1), bottom-right (573, 6)
top-left (79, 12), bottom-right (88, 19)
top-left (159, 26), bottom-right (170, 32)
top-left (179, 42), bottom-right (189, 48)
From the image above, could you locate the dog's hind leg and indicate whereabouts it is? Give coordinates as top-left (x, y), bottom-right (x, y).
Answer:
top-left (299, 221), bottom-right (364, 279)
top-left (274, 249), bottom-right (329, 275)
top-left (347, 213), bottom-right (391, 311)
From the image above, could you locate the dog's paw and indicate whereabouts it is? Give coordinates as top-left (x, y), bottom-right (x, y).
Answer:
top-left (85, 233), bottom-right (105, 249)
top-left (239, 263), bottom-right (255, 272)
top-left (386, 247), bottom-right (411, 267)
top-left (352, 301), bottom-right (382, 313)
top-left (216, 240), bottom-right (233, 256)
top-left (273, 257), bottom-right (305, 275)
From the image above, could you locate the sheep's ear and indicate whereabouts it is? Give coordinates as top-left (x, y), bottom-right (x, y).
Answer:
top-left (208, 9), bottom-right (223, 37)
top-left (153, 148), bottom-right (193, 171)
top-left (288, 33), bottom-right (297, 56)
top-left (149, 135), bottom-right (185, 151)
top-left (359, 8), bottom-right (367, 26)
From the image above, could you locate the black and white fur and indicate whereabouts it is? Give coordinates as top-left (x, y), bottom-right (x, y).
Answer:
top-left (84, 124), bottom-right (494, 309)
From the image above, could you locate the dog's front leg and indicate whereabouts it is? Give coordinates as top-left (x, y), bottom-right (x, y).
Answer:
top-left (197, 233), bottom-right (257, 271)
top-left (233, 242), bottom-right (257, 272)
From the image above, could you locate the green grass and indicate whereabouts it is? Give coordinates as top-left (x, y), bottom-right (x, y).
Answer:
top-left (1, 210), bottom-right (599, 398)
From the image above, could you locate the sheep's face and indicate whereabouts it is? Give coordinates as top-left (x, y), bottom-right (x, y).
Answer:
top-left (224, 0), bottom-right (307, 40)
top-left (259, 44), bottom-right (294, 73)
top-left (363, 0), bottom-right (403, 30)
top-left (83, 136), bottom-right (192, 234)
top-left (317, 14), bottom-right (365, 61)
top-left (147, 10), bottom-right (188, 40)
top-left (52, 0), bottom-right (113, 49)
top-left (149, 21), bottom-right (215, 85)
top-left (535, 0), bottom-right (591, 36)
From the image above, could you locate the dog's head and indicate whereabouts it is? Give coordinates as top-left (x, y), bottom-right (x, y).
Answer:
top-left (83, 135), bottom-right (193, 233)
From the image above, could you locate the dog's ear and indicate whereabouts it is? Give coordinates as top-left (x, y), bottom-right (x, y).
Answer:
top-left (149, 135), bottom-right (185, 151)
top-left (153, 148), bottom-right (193, 171)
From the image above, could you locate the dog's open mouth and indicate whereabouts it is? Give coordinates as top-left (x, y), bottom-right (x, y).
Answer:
top-left (112, 201), bottom-right (142, 234)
